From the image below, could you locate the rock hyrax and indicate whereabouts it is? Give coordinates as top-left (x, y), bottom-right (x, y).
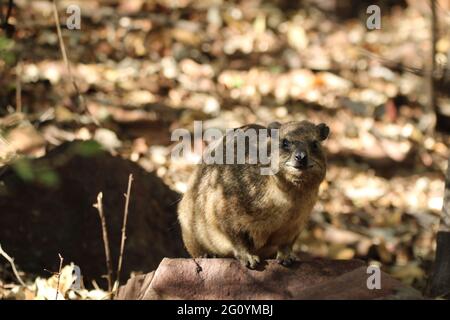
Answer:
top-left (178, 121), bottom-right (330, 268)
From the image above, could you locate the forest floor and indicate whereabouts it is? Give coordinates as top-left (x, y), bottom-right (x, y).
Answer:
top-left (1, 0), bottom-right (450, 299)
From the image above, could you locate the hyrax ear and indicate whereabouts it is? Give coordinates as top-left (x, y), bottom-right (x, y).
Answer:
top-left (317, 123), bottom-right (330, 141)
top-left (267, 121), bottom-right (282, 136)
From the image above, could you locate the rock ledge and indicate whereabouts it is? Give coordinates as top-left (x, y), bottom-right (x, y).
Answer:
top-left (116, 257), bottom-right (422, 300)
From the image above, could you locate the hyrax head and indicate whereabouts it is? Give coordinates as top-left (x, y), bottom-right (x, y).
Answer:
top-left (268, 121), bottom-right (329, 184)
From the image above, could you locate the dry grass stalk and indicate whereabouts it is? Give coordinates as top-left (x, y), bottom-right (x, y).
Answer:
top-left (55, 253), bottom-right (63, 300)
top-left (0, 243), bottom-right (26, 287)
top-left (93, 192), bottom-right (113, 293)
top-left (115, 174), bottom-right (134, 294)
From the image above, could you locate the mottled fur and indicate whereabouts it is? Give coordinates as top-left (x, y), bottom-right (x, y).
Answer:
top-left (178, 121), bottom-right (329, 268)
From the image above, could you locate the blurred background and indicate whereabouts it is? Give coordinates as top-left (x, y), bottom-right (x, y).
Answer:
top-left (1, 0), bottom-right (450, 299)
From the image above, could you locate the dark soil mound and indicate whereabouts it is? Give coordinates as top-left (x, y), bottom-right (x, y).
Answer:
top-left (0, 141), bottom-right (187, 286)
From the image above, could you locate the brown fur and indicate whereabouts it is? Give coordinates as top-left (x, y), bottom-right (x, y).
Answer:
top-left (178, 121), bottom-right (329, 268)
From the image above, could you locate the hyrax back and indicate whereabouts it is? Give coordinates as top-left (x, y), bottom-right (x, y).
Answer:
top-left (178, 121), bottom-right (329, 268)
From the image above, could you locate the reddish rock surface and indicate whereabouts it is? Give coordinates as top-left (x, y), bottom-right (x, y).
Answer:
top-left (116, 257), bottom-right (422, 300)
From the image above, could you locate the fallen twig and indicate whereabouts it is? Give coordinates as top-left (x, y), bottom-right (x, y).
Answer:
top-left (93, 192), bottom-right (113, 293)
top-left (115, 174), bottom-right (133, 294)
top-left (0, 243), bottom-right (26, 287)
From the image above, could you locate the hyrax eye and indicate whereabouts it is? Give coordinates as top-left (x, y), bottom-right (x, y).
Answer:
top-left (282, 139), bottom-right (290, 150)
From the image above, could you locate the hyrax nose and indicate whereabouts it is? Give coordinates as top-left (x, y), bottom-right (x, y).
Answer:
top-left (294, 150), bottom-right (308, 167)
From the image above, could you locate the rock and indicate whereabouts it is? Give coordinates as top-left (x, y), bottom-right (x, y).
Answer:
top-left (116, 257), bottom-right (421, 300)
top-left (0, 141), bottom-right (188, 286)
top-left (115, 271), bottom-right (157, 300)
top-left (294, 266), bottom-right (421, 300)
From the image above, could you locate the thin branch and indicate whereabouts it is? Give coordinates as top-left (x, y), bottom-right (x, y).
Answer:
top-left (358, 48), bottom-right (425, 76)
top-left (5, 0), bottom-right (12, 25)
top-left (0, 1), bottom-right (4, 23)
top-left (115, 174), bottom-right (134, 293)
top-left (0, 0), bottom-right (13, 28)
top-left (0, 243), bottom-right (26, 287)
top-left (93, 192), bottom-right (113, 293)
top-left (15, 60), bottom-right (21, 113)
top-left (429, 0), bottom-right (438, 116)
top-left (51, 0), bottom-right (98, 125)
top-left (55, 253), bottom-right (64, 300)
top-left (52, 0), bottom-right (78, 105)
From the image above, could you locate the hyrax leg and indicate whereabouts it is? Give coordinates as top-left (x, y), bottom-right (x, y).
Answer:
top-left (276, 245), bottom-right (297, 267)
top-left (233, 248), bottom-right (260, 269)
top-left (228, 229), bottom-right (261, 269)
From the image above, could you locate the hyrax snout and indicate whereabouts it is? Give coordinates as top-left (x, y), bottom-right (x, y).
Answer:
top-left (177, 120), bottom-right (329, 268)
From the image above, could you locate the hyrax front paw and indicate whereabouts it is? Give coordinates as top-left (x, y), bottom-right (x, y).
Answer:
top-left (276, 250), bottom-right (296, 267)
top-left (235, 251), bottom-right (260, 269)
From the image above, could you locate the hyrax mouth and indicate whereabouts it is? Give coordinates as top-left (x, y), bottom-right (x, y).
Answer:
top-left (285, 161), bottom-right (314, 171)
